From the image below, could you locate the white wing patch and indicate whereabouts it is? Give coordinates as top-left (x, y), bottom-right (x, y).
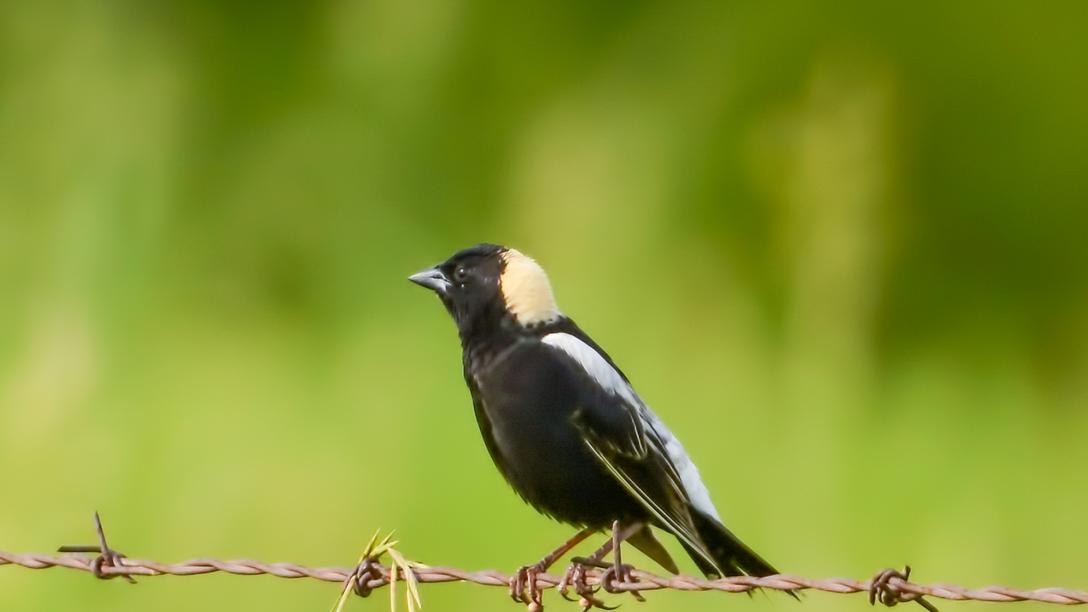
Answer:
top-left (641, 410), bottom-right (721, 521)
top-left (542, 332), bottom-right (640, 407)
top-left (541, 332), bottom-right (722, 521)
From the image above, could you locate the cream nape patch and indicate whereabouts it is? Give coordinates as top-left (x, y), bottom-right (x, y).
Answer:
top-left (500, 249), bottom-right (562, 325)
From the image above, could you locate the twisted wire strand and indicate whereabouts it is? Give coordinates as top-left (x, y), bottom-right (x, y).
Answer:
top-left (3, 550), bottom-right (1088, 605)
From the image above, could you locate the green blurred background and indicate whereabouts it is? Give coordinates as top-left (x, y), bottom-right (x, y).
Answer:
top-left (2, 2), bottom-right (1087, 611)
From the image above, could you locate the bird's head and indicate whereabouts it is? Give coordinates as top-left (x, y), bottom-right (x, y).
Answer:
top-left (409, 244), bottom-right (562, 336)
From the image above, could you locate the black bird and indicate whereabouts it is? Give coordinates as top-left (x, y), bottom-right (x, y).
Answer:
top-left (409, 244), bottom-right (785, 607)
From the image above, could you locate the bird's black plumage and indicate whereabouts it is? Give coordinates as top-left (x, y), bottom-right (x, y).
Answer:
top-left (409, 244), bottom-right (783, 582)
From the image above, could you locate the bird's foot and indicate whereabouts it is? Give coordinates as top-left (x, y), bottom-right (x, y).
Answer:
top-left (558, 557), bottom-right (618, 611)
top-left (508, 528), bottom-right (597, 610)
top-left (509, 561), bottom-right (548, 608)
top-left (599, 561), bottom-right (645, 602)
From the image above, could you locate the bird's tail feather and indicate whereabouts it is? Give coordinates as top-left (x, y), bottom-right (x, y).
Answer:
top-left (628, 526), bottom-right (679, 574)
top-left (683, 509), bottom-right (800, 599)
top-left (689, 509), bottom-right (777, 576)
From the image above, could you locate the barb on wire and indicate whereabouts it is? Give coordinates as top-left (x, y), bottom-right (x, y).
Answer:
top-left (334, 529), bottom-right (426, 612)
top-left (56, 511), bottom-right (135, 584)
top-left (3, 513), bottom-right (1088, 610)
top-left (870, 566), bottom-right (938, 612)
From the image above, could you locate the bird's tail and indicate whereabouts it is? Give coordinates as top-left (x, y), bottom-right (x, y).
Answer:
top-left (683, 509), bottom-right (781, 579)
top-left (681, 508), bottom-right (800, 599)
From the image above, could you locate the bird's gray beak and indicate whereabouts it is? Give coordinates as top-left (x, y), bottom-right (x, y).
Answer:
top-left (408, 266), bottom-right (452, 295)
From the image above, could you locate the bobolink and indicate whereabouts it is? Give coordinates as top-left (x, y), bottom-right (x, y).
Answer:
top-left (410, 244), bottom-right (784, 607)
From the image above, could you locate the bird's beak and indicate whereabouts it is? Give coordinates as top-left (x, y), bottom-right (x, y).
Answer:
top-left (408, 266), bottom-right (452, 295)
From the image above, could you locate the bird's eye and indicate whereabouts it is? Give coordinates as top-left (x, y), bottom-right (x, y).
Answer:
top-left (454, 266), bottom-right (468, 283)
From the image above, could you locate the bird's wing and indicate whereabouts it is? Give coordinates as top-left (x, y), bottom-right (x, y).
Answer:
top-left (539, 331), bottom-right (649, 458)
top-left (540, 330), bottom-right (725, 574)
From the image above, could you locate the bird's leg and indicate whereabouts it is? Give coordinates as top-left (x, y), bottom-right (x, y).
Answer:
top-left (599, 521), bottom-right (645, 601)
top-left (559, 521), bottom-right (644, 610)
top-left (509, 527), bottom-right (595, 606)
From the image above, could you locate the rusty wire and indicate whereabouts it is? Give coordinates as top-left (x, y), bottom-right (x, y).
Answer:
top-left (2, 514), bottom-right (1087, 608)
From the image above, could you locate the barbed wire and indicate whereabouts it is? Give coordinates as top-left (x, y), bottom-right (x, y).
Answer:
top-left (2, 513), bottom-right (1087, 609)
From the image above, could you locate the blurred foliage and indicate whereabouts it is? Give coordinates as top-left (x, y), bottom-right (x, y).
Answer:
top-left (1, 2), bottom-right (1086, 612)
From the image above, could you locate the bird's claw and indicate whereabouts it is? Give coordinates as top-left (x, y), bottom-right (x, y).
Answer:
top-left (557, 559), bottom-right (619, 610)
top-left (509, 562), bottom-right (547, 607)
top-left (600, 563), bottom-right (644, 601)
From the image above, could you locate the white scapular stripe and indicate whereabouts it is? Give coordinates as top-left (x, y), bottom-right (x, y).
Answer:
top-left (542, 332), bottom-right (640, 407)
top-left (541, 332), bottom-right (722, 521)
